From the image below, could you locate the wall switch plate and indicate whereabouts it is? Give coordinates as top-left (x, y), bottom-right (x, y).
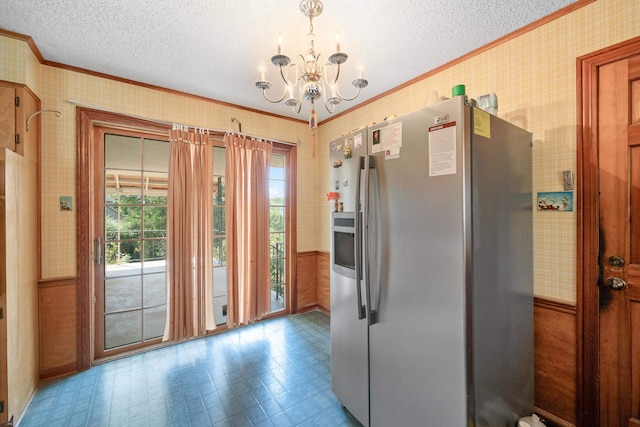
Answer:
top-left (563, 170), bottom-right (574, 190)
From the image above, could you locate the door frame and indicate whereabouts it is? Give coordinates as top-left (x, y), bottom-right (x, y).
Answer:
top-left (76, 107), bottom-right (171, 369)
top-left (577, 34), bottom-right (640, 425)
top-left (76, 108), bottom-right (299, 367)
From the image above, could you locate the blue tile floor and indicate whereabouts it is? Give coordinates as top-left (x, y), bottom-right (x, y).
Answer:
top-left (19, 311), bottom-right (362, 427)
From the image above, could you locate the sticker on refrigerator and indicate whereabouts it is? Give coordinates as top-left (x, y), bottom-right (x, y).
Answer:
top-left (372, 122), bottom-right (402, 153)
top-left (428, 122), bottom-right (457, 176)
top-left (473, 108), bottom-right (491, 138)
top-left (385, 148), bottom-right (400, 160)
top-left (353, 133), bottom-right (363, 148)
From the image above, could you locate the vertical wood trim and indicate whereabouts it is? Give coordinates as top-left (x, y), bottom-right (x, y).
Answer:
top-left (76, 107), bottom-right (92, 371)
top-left (288, 146), bottom-right (298, 314)
top-left (631, 301), bottom-right (640, 422)
top-left (0, 151), bottom-right (9, 425)
top-left (576, 34), bottom-right (640, 426)
top-left (576, 47), bottom-right (599, 427)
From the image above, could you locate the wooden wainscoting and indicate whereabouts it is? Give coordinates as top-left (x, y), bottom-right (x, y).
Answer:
top-left (296, 251), bottom-right (319, 312)
top-left (534, 297), bottom-right (577, 427)
top-left (317, 252), bottom-right (330, 312)
top-left (38, 277), bottom-right (78, 379)
top-left (295, 251), bottom-right (330, 313)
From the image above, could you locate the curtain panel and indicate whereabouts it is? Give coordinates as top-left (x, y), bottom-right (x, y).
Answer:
top-left (164, 128), bottom-right (216, 341)
top-left (225, 134), bottom-right (272, 326)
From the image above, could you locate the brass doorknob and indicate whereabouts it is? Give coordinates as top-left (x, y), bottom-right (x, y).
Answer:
top-left (607, 277), bottom-right (627, 290)
top-left (608, 255), bottom-right (625, 267)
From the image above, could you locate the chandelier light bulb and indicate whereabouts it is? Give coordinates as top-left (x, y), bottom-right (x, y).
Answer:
top-left (335, 32), bottom-right (340, 53)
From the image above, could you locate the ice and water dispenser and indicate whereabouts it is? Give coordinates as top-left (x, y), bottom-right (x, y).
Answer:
top-left (331, 212), bottom-right (356, 279)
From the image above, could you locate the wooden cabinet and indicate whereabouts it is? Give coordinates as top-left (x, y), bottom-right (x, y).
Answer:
top-left (0, 82), bottom-right (39, 161)
top-left (0, 81), bottom-right (40, 425)
top-left (0, 86), bottom-right (16, 152)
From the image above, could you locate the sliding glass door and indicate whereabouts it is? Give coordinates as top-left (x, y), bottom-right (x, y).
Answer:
top-left (212, 146), bottom-right (228, 326)
top-left (269, 153), bottom-right (287, 313)
top-left (91, 125), bottom-right (294, 360)
top-left (94, 129), bottom-right (170, 358)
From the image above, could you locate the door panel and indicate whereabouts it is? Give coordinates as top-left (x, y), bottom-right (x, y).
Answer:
top-left (94, 129), bottom-right (169, 359)
top-left (367, 103), bottom-right (467, 427)
top-left (597, 53), bottom-right (640, 426)
top-left (268, 152), bottom-right (289, 314)
top-left (0, 85), bottom-right (16, 151)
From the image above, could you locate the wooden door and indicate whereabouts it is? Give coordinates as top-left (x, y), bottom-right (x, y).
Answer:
top-left (579, 37), bottom-right (640, 426)
top-left (598, 54), bottom-right (640, 426)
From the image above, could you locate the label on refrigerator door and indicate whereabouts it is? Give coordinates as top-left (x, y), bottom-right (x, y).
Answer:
top-left (428, 122), bottom-right (457, 176)
top-left (473, 107), bottom-right (491, 138)
top-left (372, 122), bottom-right (402, 153)
top-left (385, 148), bottom-right (400, 160)
top-left (353, 133), bottom-right (363, 148)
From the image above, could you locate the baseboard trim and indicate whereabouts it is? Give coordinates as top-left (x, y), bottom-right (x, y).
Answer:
top-left (297, 303), bottom-right (320, 313)
top-left (38, 276), bottom-right (77, 288)
top-left (534, 296), bottom-right (576, 314)
top-left (536, 407), bottom-right (576, 427)
top-left (39, 363), bottom-right (78, 381)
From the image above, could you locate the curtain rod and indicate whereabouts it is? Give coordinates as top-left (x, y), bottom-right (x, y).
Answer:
top-left (66, 99), bottom-right (298, 147)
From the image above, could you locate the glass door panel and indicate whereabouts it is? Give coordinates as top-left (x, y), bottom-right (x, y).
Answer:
top-left (97, 132), bottom-right (169, 357)
top-left (269, 153), bottom-right (287, 313)
top-left (212, 146), bottom-right (228, 326)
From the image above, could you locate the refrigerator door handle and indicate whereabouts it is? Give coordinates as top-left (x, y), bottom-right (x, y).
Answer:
top-left (354, 156), bottom-right (366, 319)
top-left (364, 155), bottom-right (377, 325)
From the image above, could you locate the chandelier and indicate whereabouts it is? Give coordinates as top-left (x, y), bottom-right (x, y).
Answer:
top-left (255, 0), bottom-right (368, 123)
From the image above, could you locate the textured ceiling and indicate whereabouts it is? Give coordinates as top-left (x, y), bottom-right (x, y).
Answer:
top-left (1, 0), bottom-right (575, 123)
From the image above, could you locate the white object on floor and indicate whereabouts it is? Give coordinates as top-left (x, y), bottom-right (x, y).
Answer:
top-left (519, 414), bottom-right (546, 427)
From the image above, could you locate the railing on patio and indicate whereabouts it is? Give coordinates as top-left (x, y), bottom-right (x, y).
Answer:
top-left (270, 242), bottom-right (285, 301)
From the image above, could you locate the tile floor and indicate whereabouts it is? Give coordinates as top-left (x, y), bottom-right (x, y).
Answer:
top-left (18, 311), bottom-right (362, 427)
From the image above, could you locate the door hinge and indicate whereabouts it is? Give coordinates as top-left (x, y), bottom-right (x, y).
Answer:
top-left (15, 134), bottom-right (20, 145)
top-left (0, 400), bottom-right (4, 413)
top-left (14, 96), bottom-right (19, 107)
top-left (0, 307), bottom-right (3, 319)
top-left (93, 295), bottom-right (96, 304)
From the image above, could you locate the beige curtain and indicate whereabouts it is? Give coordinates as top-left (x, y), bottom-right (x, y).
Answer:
top-left (164, 128), bottom-right (216, 341)
top-left (225, 133), bottom-right (272, 326)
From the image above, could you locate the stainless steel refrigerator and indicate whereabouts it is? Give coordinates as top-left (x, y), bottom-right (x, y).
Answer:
top-left (330, 96), bottom-right (534, 426)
